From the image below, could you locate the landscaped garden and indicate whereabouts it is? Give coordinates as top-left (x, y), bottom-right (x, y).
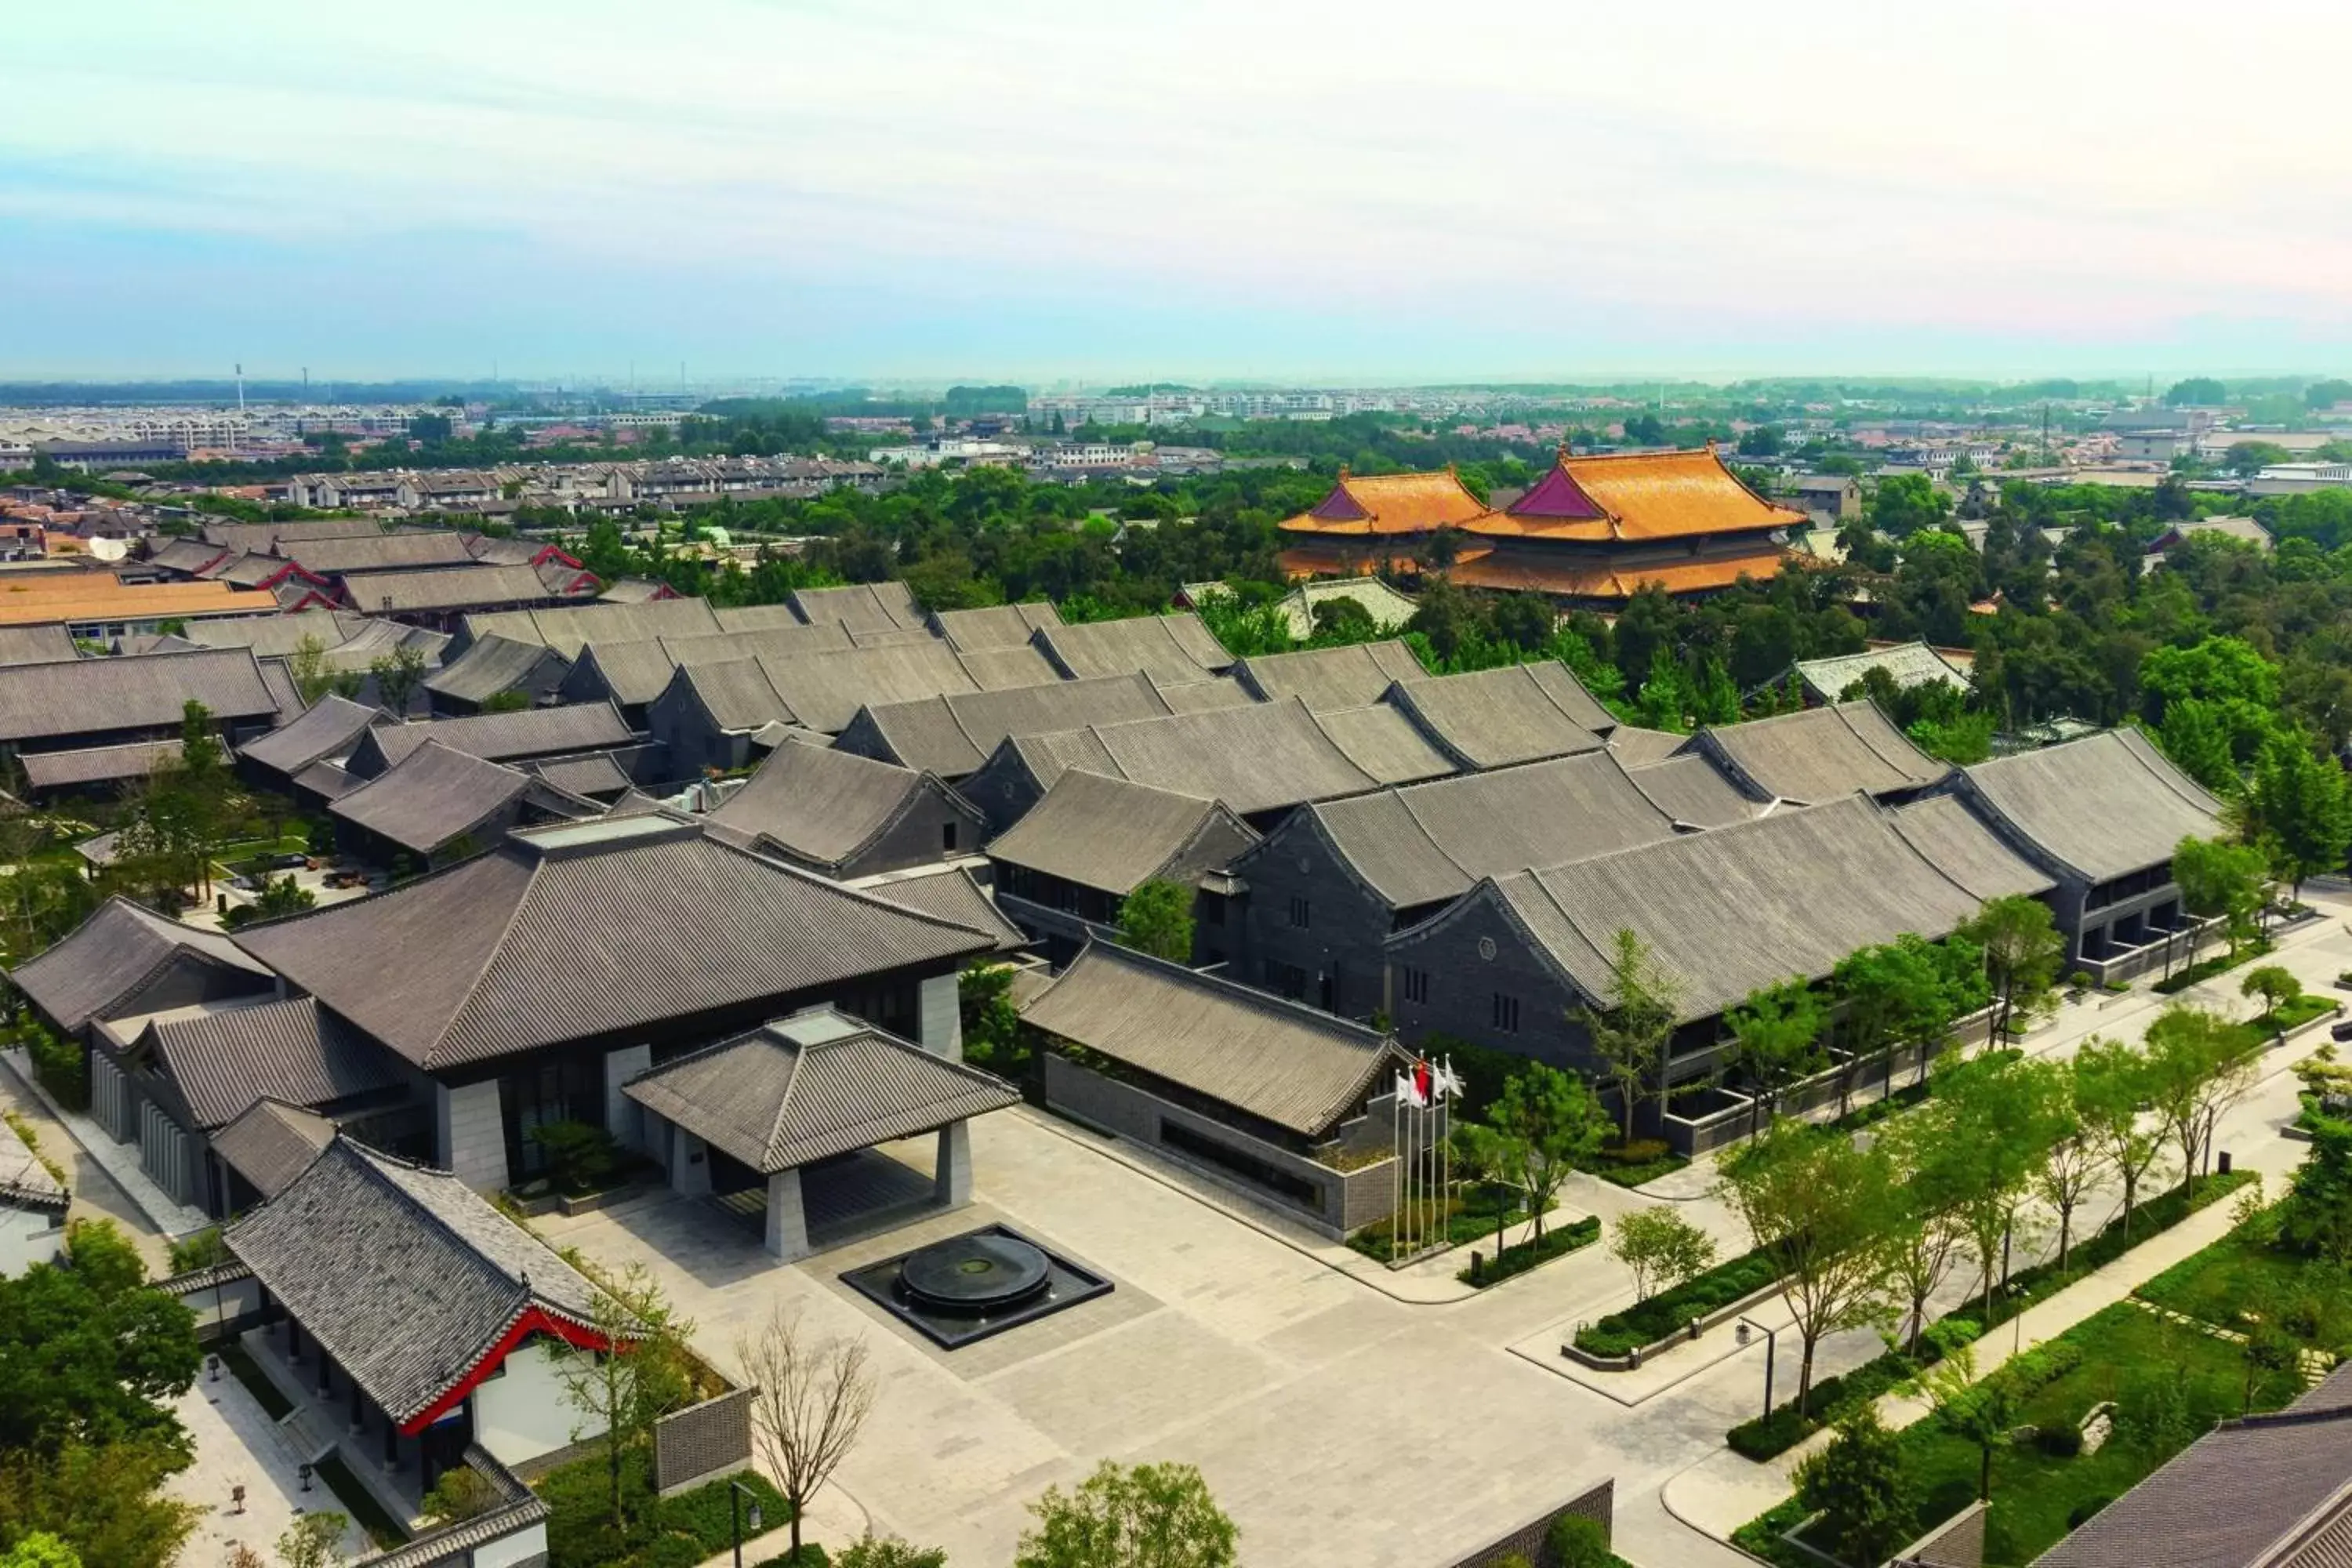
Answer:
top-left (540, 1448), bottom-right (793, 1568)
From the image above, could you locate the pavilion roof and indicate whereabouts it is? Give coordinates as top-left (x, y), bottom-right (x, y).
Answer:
top-left (1277, 469), bottom-right (1492, 537)
top-left (1467, 447), bottom-right (1806, 543)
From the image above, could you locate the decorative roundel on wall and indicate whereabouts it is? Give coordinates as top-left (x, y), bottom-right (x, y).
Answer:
top-left (1478, 937), bottom-right (1497, 960)
top-left (1298, 855), bottom-right (1312, 874)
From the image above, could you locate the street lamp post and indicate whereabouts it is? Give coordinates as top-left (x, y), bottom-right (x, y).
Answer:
top-left (729, 1481), bottom-right (765, 1568)
top-left (1737, 1317), bottom-right (1780, 1420)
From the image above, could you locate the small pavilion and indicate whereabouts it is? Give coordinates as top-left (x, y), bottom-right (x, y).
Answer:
top-left (622, 1006), bottom-right (1021, 1260)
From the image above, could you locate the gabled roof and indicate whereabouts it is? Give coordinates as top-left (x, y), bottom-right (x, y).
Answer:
top-left (706, 739), bottom-right (976, 874)
top-left (1604, 725), bottom-right (1690, 769)
top-left (1468, 446), bottom-right (1805, 543)
top-left (1278, 468), bottom-right (1492, 537)
top-left (224, 1138), bottom-right (612, 1428)
top-left (622, 1007), bottom-right (1018, 1174)
top-left (663, 656), bottom-right (794, 733)
top-left (838, 672), bottom-right (1172, 778)
top-left (348, 702), bottom-right (634, 777)
top-left (1697, 701), bottom-right (1949, 804)
top-left (8, 896), bottom-right (275, 1032)
top-left (238, 694), bottom-right (386, 777)
top-left (0, 646), bottom-right (279, 742)
top-left (459, 597), bottom-right (720, 659)
top-left (954, 644), bottom-right (1062, 691)
top-left (658, 622), bottom-right (857, 670)
top-left (1033, 613), bottom-right (1232, 683)
top-left (597, 576), bottom-right (676, 604)
top-left (789, 582), bottom-right (925, 634)
top-left (1959, 728), bottom-right (2226, 884)
top-left (860, 864), bottom-right (1025, 950)
top-left (19, 738), bottom-right (183, 790)
top-left (1385, 663), bottom-right (1612, 768)
top-left (1233, 640), bottom-right (1428, 713)
top-left (931, 601), bottom-right (1065, 652)
top-left (1023, 941), bottom-right (1409, 1137)
top-left (987, 768), bottom-right (1257, 895)
top-left (345, 563), bottom-right (582, 615)
top-left (0, 624), bottom-right (78, 666)
top-left (1152, 674), bottom-right (1258, 713)
top-left (1792, 641), bottom-right (1971, 703)
top-left (329, 739), bottom-right (544, 856)
top-left (1625, 753), bottom-right (1764, 829)
top-left (203, 517), bottom-right (384, 551)
top-left (1088, 696), bottom-right (1378, 815)
top-left (209, 1099), bottom-right (336, 1200)
top-left (285, 532), bottom-right (478, 575)
top-left (235, 816), bottom-right (996, 1070)
top-left (1272, 579), bottom-right (1419, 638)
top-left (1295, 751), bottom-right (1680, 909)
top-left (711, 604), bottom-right (813, 633)
top-left (1889, 794), bottom-right (2056, 902)
top-left (141, 994), bottom-right (405, 1130)
top-left (423, 633), bottom-right (564, 705)
top-left (1309, 703), bottom-right (1457, 786)
top-left (1446, 795), bottom-right (1985, 1020)
top-left (754, 643), bottom-right (1010, 735)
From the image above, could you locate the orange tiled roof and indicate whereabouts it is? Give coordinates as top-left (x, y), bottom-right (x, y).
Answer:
top-left (0, 577), bottom-right (274, 626)
top-left (1466, 446), bottom-right (1804, 543)
top-left (1451, 546), bottom-right (1791, 600)
top-left (1278, 468), bottom-right (1493, 536)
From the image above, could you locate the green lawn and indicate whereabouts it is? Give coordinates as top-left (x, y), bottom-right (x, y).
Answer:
top-left (2136, 1229), bottom-right (2352, 1350)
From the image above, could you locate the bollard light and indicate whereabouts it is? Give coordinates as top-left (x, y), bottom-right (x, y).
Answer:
top-left (298, 1462), bottom-right (312, 1493)
top-left (231, 1485), bottom-right (246, 1515)
top-left (209, 1354), bottom-right (221, 1383)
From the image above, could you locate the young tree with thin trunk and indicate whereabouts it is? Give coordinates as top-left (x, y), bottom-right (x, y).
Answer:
top-left (1574, 927), bottom-right (1682, 1142)
top-left (2074, 1035), bottom-right (2166, 1241)
top-left (1908, 1340), bottom-right (2016, 1504)
top-left (1723, 978), bottom-right (1824, 1139)
top-left (2026, 1058), bottom-right (2100, 1272)
top-left (1483, 1063), bottom-right (1607, 1245)
top-left (1878, 1105), bottom-right (1970, 1357)
top-left (1015, 1460), bottom-right (1237, 1568)
top-left (2174, 833), bottom-right (2270, 964)
top-left (1934, 1052), bottom-right (2064, 1314)
top-left (2241, 965), bottom-right (2303, 1041)
top-left (1718, 1122), bottom-right (1895, 1416)
top-left (1610, 1205), bottom-right (1718, 1302)
top-left (1959, 895), bottom-right (2064, 1047)
top-left (2146, 1004), bottom-right (2257, 1199)
top-left (738, 1304), bottom-right (877, 1564)
top-left (370, 643), bottom-right (430, 717)
top-left (554, 1265), bottom-right (695, 1535)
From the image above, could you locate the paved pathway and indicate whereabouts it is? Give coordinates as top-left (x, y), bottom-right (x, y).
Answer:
top-left (0, 1052), bottom-right (172, 1274)
top-left (164, 1370), bottom-right (370, 1566)
top-left (0, 1046), bottom-right (209, 1237)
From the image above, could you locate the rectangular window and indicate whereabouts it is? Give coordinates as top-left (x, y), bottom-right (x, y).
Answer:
top-left (1288, 896), bottom-right (1311, 929)
top-left (1491, 993), bottom-right (1520, 1033)
top-left (942, 821), bottom-right (958, 852)
top-left (1403, 966), bottom-right (1430, 1004)
top-left (1266, 960), bottom-right (1308, 1000)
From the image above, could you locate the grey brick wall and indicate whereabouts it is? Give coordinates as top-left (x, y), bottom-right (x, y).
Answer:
top-left (837, 785), bottom-right (985, 877)
top-left (1232, 821), bottom-right (1406, 1019)
top-left (1384, 892), bottom-right (1594, 1074)
top-left (1447, 1477), bottom-right (1615, 1568)
top-left (654, 1385), bottom-right (754, 1497)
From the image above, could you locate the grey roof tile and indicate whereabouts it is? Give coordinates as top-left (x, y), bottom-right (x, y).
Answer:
top-left (1309, 703), bottom-right (1457, 786)
top-left (205, 1098), bottom-right (336, 1198)
top-left (19, 738), bottom-right (183, 789)
top-left (859, 865), bottom-right (1025, 950)
top-left (1962, 728), bottom-right (2227, 884)
top-left (238, 694), bottom-right (385, 777)
top-left (460, 596), bottom-right (721, 659)
top-left (931, 601), bottom-right (1064, 652)
top-left (143, 994), bottom-right (405, 1129)
top-left (1233, 641), bottom-right (1428, 713)
top-left (349, 702), bottom-right (633, 777)
top-left (330, 739), bottom-right (535, 856)
top-left (987, 768), bottom-right (1257, 894)
top-left (789, 582), bottom-right (925, 634)
top-left (1699, 701), bottom-right (1949, 804)
top-left (1889, 794), bottom-right (2057, 901)
top-left (343, 563), bottom-right (585, 615)
top-left (1033, 613), bottom-right (1232, 682)
top-left (0, 625), bottom-right (78, 666)
top-left (423, 633), bottom-right (564, 704)
top-left (0, 647), bottom-right (279, 743)
top-left (1386, 663), bottom-right (1610, 768)
top-left (1625, 753), bottom-right (1765, 828)
top-left (706, 740), bottom-right (977, 873)
top-left (841, 672), bottom-right (1171, 777)
top-left (8, 896), bottom-right (274, 1032)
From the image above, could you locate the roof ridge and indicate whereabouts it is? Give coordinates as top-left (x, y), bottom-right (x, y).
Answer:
top-left (1038, 938), bottom-right (1393, 1051)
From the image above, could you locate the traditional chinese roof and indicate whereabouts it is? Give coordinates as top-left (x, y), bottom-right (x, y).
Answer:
top-left (1450, 543), bottom-right (1795, 599)
top-left (1793, 641), bottom-right (1972, 704)
top-left (705, 739), bottom-right (981, 875)
top-left (1888, 794), bottom-right (2056, 902)
top-left (140, 995), bottom-right (404, 1131)
top-left (329, 739), bottom-right (559, 857)
top-left (622, 1007), bottom-right (1018, 1175)
top-left (236, 815), bottom-right (997, 1071)
top-left (347, 702), bottom-right (634, 777)
top-left (18, 738), bottom-right (183, 791)
top-left (224, 1138), bottom-right (615, 1429)
top-left (209, 1098), bottom-right (336, 1200)
top-left (1278, 468), bottom-right (1493, 538)
top-left (789, 582), bottom-right (926, 635)
top-left (1625, 753), bottom-right (1767, 829)
top-left (1468, 447), bottom-right (1806, 543)
top-left (8, 896), bottom-right (275, 1033)
top-left (238, 694), bottom-right (387, 778)
top-left (459, 597), bottom-right (722, 659)
top-left (1695, 702), bottom-right (1950, 804)
top-left (988, 768), bottom-right (1257, 895)
top-left (1385, 662), bottom-right (1613, 768)
top-left (1958, 728), bottom-right (2225, 884)
top-left (345, 563), bottom-right (588, 615)
top-left (1232, 641), bottom-right (1427, 713)
top-left (422, 633), bottom-right (564, 706)
top-left (835, 672), bottom-right (1171, 779)
top-left (931, 601), bottom-right (1065, 652)
top-left (1308, 704), bottom-right (1458, 786)
top-left (0, 646), bottom-right (279, 742)
top-left (859, 864), bottom-right (1025, 951)
top-left (1033, 613), bottom-right (1232, 683)
top-left (0, 1116), bottom-right (66, 1213)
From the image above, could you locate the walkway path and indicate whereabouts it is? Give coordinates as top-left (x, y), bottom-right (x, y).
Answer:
top-left (0, 1051), bottom-right (171, 1273)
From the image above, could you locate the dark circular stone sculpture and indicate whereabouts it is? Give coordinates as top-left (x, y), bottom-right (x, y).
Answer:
top-left (898, 1232), bottom-right (1051, 1313)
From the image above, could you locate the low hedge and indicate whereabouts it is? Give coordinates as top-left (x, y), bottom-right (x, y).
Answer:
top-left (540, 1450), bottom-right (790, 1568)
top-left (1728, 1345), bottom-right (1929, 1460)
top-left (1574, 1247), bottom-right (1780, 1356)
top-left (1458, 1215), bottom-right (1601, 1287)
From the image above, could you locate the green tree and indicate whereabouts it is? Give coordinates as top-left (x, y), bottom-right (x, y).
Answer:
top-left (2306, 379), bottom-right (2352, 410)
top-left (1014, 1460), bottom-right (1238, 1568)
top-left (1544, 1515), bottom-right (1617, 1568)
top-left (285, 635), bottom-right (337, 706)
top-left (837, 1536), bottom-right (948, 1568)
top-left (2145, 1004), bottom-right (2259, 1197)
top-left (1878, 1106), bottom-right (1970, 1356)
top-left (2165, 377), bottom-right (2226, 407)
top-left (1718, 1123), bottom-right (1894, 1415)
top-left (2174, 833), bottom-right (2270, 962)
top-left (1608, 1205), bottom-right (1717, 1301)
top-left (2224, 441), bottom-right (2292, 477)
top-left (1723, 978), bottom-right (1825, 1138)
top-left (1115, 879), bottom-right (1195, 964)
top-left (2279, 1115), bottom-right (2352, 1266)
top-left (1794, 1403), bottom-right (1915, 1568)
top-left (956, 960), bottom-right (1023, 1073)
top-left (2027, 1058), bottom-right (2100, 1272)
top-left (0, 1442), bottom-right (199, 1568)
top-left (1484, 1064), bottom-right (1608, 1245)
top-left (2158, 699), bottom-right (2239, 792)
top-left (2241, 964), bottom-right (2303, 1039)
top-left (554, 1266), bottom-right (695, 1535)
top-left (1935, 1051), bottom-right (2067, 1312)
top-left (2244, 732), bottom-right (2352, 902)
top-left (0, 1534), bottom-right (81, 1568)
top-left (1911, 1340), bottom-right (2017, 1502)
top-left (274, 1511), bottom-right (350, 1568)
top-left (2074, 1034), bottom-right (2167, 1241)
top-left (1959, 895), bottom-right (2065, 1047)
top-left (1575, 927), bottom-right (1683, 1142)
top-left (369, 643), bottom-right (430, 717)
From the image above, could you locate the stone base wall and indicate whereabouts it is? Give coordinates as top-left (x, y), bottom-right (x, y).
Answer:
top-left (654, 1385), bottom-right (754, 1497)
top-left (1447, 1477), bottom-right (1614, 1568)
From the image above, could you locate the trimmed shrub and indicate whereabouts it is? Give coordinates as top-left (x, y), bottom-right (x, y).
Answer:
top-left (1545, 1513), bottom-right (1615, 1568)
top-left (1574, 1247), bottom-right (1780, 1356)
top-left (2068, 1495), bottom-right (2114, 1530)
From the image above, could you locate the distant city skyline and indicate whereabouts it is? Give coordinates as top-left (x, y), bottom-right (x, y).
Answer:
top-left (7, 0), bottom-right (2350, 381)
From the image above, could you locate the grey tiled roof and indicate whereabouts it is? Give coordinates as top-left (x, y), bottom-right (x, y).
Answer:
top-left (1889, 794), bottom-right (2056, 901)
top-left (285, 532), bottom-right (477, 575)
top-left (711, 603), bottom-right (814, 633)
top-left (1151, 675), bottom-right (1260, 713)
top-left (256, 657), bottom-right (305, 724)
top-left (238, 694), bottom-right (385, 776)
top-left (1232, 640), bottom-right (1427, 713)
top-left (330, 739), bottom-right (536, 855)
top-left (144, 995), bottom-right (405, 1128)
top-left (931, 601), bottom-right (1063, 652)
top-left (527, 750), bottom-right (633, 799)
top-left (1698, 700), bottom-right (1949, 804)
top-left (623, 1006), bottom-right (1018, 1173)
top-left (596, 577), bottom-right (673, 604)
top-left (0, 624), bottom-right (78, 666)
top-left (1961, 728), bottom-right (2226, 884)
top-left (8, 896), bottom-right (275, 1032)
top-left (861, 865), bottom-right (1025, 950)
top-left (343, 563), bottom-right (579, 615)
top-left (0, 647), bottom-right (278, 743)
top-left (1298, 751), bottom-right (1681, 910)
top-left (756, 643), bottom-right (1021, 735)
top-left (1625, 753), bottom-right (1765, 828)
top-left (987, 768), bottom-right (1257, 895)
top-left (1464, 794), bottom-right (1986, 1020)
top-left (706, 740), bottom-right (976, 873)
top-left (203, 518), bottom-right (384, 551)
top-left (660, 622), bottom-right (858, 670)
top-left (462, 596), bottom-right (721, 659)
top-left (1604, 725), bottom-right (1690, 769)
top-left (954, 644), bottom-right (1062, 691)
top-left (237, 816), bottom-right (996, 1070)
top-left (2033, 1364), bottom-right (2352, 1568)
top-left (349, 702), bottom-right (633, 776)
top-left (1033, 612), bottom-right (1232, 682)
top-left (19, 738), bottom-right (182, 789)
top-left (1024, 941), bottom-right (1406, 1136)
top-left (423, 633), bottom-right (562, 704)
top-left (208, 1098), bottom-right (335, 1199)
top-left (0, 1116), bottom-right (66, 1212)
top-left (292, 759), bottom-right (360, 800)
top-left (840, 672), bottom-right (1171, 778)
top-left (224, 1138), bottom-right (608, 1425)
top-left (1089, 696), bottom-right (1379, 815)
top-left (1308, 704), bottom-right (1457, 786)
top-left (789, 582), bottom-right (925, 633)
top-left (1794, 641), bottom-right (1971, 702)
top-left (1385, 663), bottom-right (1610, 768)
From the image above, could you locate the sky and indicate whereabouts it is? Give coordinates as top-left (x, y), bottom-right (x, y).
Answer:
top-left (5, 0), bottom-right (2350, 385)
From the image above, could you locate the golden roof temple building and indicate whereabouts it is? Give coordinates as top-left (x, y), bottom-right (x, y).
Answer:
top-left (1277, 445), bottom-right (1806, 605)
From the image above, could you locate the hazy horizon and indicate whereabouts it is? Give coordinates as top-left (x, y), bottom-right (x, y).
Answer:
top-left (9, 0), bottom-right (2349, 383)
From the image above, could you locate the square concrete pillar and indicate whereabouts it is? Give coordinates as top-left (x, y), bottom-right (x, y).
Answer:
top-left (434, 1080), bottom-right (509, 1193)
top-left (935, 1119), bottom-right (972, 1208)
top-left (765, 1167), bottom-right (810, 1260)
top-left (670, 1129), bottom-right (712, 1197)
top-left (603, 1044), bottom-right (652, 1153)
top-left (918, 972), bottom-right (963, 1060)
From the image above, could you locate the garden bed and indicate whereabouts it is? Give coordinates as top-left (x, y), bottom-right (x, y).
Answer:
top-left (1570, 1247), bottom-right (1781, 1360)
top-left (539, 1447), bottom-right (789, 1568)
top-left (1577, 1138), bottom-right (1690, 1189)
top-left (314, 1450), bottom-right (409, 1549)
top-left (2152, 940), bottom-right (2274, 995)
top-left (2135, 1222), bottom-right (2352, 1349)
top-left (1346, 1181), bottom-right (1531, 1264)
top-left (1457, 1215), bottom-right (1601, 1287)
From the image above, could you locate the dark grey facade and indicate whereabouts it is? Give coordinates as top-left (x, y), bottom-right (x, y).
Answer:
top-left (1229, 811), bottom-right (1425, 1018)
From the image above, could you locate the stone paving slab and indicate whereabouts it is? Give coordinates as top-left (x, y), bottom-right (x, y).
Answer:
top-left (0, 1046), bottom-right (208, 1236)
